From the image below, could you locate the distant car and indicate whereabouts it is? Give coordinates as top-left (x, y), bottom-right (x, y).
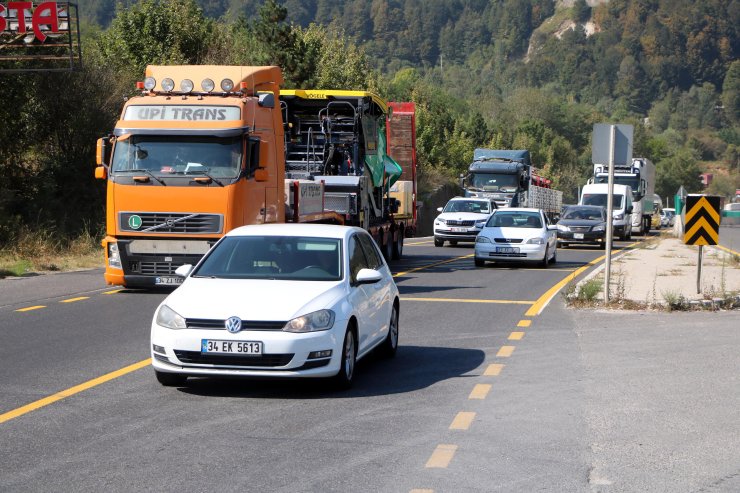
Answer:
top-left (661, 208), bottom-right (675, 227)
top-left (434, 196), bottom-right (497, 247)
top-left (557, 205), bottom-right (608, 249)
top-left (150, 224), bottom-right (400, 389)
top-left (474, 208), bottom-right (557, 267)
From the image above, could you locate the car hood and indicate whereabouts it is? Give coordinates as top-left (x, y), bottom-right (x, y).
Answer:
top-left (437, 212), bottom-right (490, 221)
top-left (559, 219), bottom-right (605, 227)
top-left (162, 277), bottom-right (346, 321)
top-left (479, 227), bottom-right (543, 241)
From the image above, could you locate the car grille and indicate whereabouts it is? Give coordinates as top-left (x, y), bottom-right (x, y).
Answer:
top-left (494, 238), bottom-right (523, 243)
top-left (119, 212), bottom-right (223, 234)
top-left (174, 351), bottom-right (294, 367)
top-left (446, 219), bottom-right (476, 226)
top-left (185, 319), bottom-right (287, 330)
top-left (569, 226), bottom-right (592, 232)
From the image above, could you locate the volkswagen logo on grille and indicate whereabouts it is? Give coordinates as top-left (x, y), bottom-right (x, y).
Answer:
top-left (225, 316), bottom-right (242, 333)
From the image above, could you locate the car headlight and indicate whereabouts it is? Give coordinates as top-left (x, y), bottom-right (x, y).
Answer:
top-left (283, 309), bottom-right (335, 333)
top-left (592, 224), bottom-right (605, 232)
top-left (614, 213), bottom-right (624, 220)
top-left (156, 304), bottom-right (186, 329)
top-left (557, 224), bottom-right (569, 232)
top-left (526, 237), bottom-right (545, 244)
top-left (475, 220), bottom-right (487, 228)
top-left (435, 218), bottom-right (446, 225)
top-left (475, 236), bottom-right (492, 243)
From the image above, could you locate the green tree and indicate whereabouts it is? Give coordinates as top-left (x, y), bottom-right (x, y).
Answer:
top-left (721, 60), bottom-right (740, 126)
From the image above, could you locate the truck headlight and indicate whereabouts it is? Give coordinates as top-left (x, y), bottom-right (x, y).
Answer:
top-left (283, 309), bottom-right (335, 333)
top-left (156, 304), bottom-right (186, 329)
top-left (108, 242), bottom-right (122, 270)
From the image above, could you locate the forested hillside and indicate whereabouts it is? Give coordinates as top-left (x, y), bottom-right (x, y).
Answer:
top-left (0, 0), bottom-right (738, 246)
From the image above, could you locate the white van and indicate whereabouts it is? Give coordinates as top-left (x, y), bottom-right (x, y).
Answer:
top-left (579, 183), bottom-right (634, 240)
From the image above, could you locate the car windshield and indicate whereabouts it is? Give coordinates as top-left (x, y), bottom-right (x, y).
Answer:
top-left (582, 193), bottom-right (624, 209)
top-left (488, 212), bottom-right (542, 228)
top-left (562, 208), bottom-right (605, 221)
top-left (192, 236), bottom-right (342, 281)
top-left (111, 135), bottom-right (242, 178)
top-left (443, 200), bottom-right (491, 214)
top-left (468, 173), bottom-right (518, 192)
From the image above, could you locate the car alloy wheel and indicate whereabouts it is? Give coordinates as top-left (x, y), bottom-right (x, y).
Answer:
top-left (379, 303), bottom-right (399, 358)
top-left (333, 328), bottom-right (356, 389)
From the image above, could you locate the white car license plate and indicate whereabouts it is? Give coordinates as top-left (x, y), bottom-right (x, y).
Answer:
top-left (495, 246), bottom-right (519, 254)
top-left (155, 276), bottom-right (183, 286)
top-left (451, 227), bottom-right (467, 232)
top-left (574, 233), bottom-right (584, 239)
top-left (201, 340), bottom-right (263, 355)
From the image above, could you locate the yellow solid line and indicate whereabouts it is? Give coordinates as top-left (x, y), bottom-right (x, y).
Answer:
top-left (715, 244), bottom-right (740, 257)
top-left (517, 320), bottom-right (531, 327)
top-left (409, 490), bottom-right (434, 493)
top-left (15, 305), bottom-right (45, 312)
top-left (497, 346), bottom-right (515, 357)
top-left (0, 358), bottom-right (152, 425)
top-left (484, 363), bottom-right (505, 376)
top-left (508, 331), bottom-right (524, 341)
top-left (425, 444), bottom-right (458, 468)
top-left (103, 289), bottom-right (123, 295)
top-left (393, 254), bottom-right (473, 278)
top-left (405, 240), bottom-right (433, 246)
top-left (469, 383), bottom-right (491, 399)
top-left (60, 297), bottom-right (89, 303)
top-left (449, 411), bottom-right (476, 430)
top-left (400, 297), bottom-right (534, 305)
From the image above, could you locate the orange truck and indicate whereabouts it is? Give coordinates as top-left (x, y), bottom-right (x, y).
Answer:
top-left (95, 65), bottom-right (416, 288)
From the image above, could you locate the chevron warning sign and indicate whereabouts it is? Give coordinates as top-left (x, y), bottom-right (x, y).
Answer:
top-left (683, 195), bottom-right (720, 246)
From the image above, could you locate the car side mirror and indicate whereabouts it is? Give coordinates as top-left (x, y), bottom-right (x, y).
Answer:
top-left (175, 264), bottom-right (193, 278)
top-left (355, 268), bottom-right (382, 285)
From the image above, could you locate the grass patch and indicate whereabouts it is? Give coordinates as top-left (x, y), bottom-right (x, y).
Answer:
top-left (662, 289), bottom-right (689, 311)
top-left (0, 227), bottom-right (103, 278)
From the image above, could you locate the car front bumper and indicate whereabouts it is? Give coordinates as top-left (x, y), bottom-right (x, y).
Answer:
top-left (151, 322), bottom-right (345, 378)
top-left (557, 231), bottom-right (606, 244)
top-left (434, 227), bottom-right (482, 243)
top-left (474, 242), bottom-right (546, 262)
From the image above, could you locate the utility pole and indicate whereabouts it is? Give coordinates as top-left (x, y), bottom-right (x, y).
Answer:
top-left (604, 125), bottom-right (615, 303)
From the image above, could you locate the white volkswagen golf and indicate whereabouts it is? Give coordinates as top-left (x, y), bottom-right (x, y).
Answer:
top-left (150, 224), bottom-right (400, 389)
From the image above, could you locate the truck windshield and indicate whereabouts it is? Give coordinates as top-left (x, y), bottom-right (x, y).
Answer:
top-left (594, 175), bottom-right (640, 197)
top-left (582, 193), bottom-right (624, 209)
top-left (468, 173), bottom-right (518, 192)
top-left (111, 135), bottom-right (243, 178)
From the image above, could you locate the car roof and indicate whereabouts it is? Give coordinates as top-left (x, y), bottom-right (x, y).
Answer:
top-left (225, 223), bottom-right (365, 240)
top-left (448, 196), bottom-right (491, 202)
top-left (494, 208), bottom-right (541, 213)
top-left (565, 205), bottom-right (605, 210)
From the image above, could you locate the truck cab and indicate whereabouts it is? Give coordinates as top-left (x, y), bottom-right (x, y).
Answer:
top-left (462, 149), bottom-right (531, 208)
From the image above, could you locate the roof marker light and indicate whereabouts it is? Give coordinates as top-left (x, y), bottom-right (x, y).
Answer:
top-left (143, 77), bottom-right (156, 91)
top-left (180, 79), bottom-right (194, 93)
top-left (220, 78), bottom-right (234, 92)
top-left (161, 78), bottom-right (175, 92)
top-left (201, 78), bottom-right (215, 92)
top-left (136, 81), bottom-right (145, 90)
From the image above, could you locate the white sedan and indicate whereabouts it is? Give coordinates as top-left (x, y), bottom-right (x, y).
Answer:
top-left (474, 208), bottom-right (558, 267)
top-left (151, 224), bottom-right (400, 389)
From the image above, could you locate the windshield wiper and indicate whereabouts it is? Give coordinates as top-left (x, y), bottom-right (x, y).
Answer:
top-left (467, 186), bottom-right (484, 191)
top-left (126, 168), bottom-right (166, 186)
top-left (190, 170), bottom-right (224, 187)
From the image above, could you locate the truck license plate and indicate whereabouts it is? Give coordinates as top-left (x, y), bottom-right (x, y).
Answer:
top-left (155, 276), bottom-right (183, 286)
top-left (201, 340), bottom-right (263, 355)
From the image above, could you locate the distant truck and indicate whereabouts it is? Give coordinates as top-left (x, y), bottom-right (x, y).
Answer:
top-left (461, 149), bottom-right (562, 219)
top-left (94, 66), bottom-right (416, 288)
top-left (590, 157), bottom-right (655, 236)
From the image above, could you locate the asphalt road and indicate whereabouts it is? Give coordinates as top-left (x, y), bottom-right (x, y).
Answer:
top-left (1, 234), bottom-right (738, 492)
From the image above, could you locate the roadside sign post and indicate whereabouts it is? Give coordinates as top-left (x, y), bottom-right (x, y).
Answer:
top-left (593, 123), bottom-right (633, 303)
top-left (683, 194), bottom-right (721, 294)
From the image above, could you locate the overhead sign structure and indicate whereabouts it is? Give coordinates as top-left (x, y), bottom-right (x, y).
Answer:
top-left (683, 195), bottom-right (720, 246)
top-left (0, 2), bottom-right (81, 73)
top-left (592, 124), bottom-right (633, 166)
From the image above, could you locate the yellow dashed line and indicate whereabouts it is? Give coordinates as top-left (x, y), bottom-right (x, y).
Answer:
top-left (484, 363), bottom-right (505, 376)
top-left (400, 297), bottom-right (534, 305)
top-left (60, 297), bottom-right (89, 303)
top-left (103, 289), bottom-right (123, 295)
top-left (393, 254), bottom-right (473, 278)
top-left (15, 305), bottom-right (45, 312)
top-left (0, 358), bottom-right (151, 425)
top-left (508, 331), bottom-right (524, 341)
top-left (425, 444), bottom-right (458, 468)
top-left (449, 411), bottom-right (476, 430)
top-left (497, 346), bottom-right (515, 357)
top-left (468, 384), bottom-right (491, 400)
top-left (517, 319), bottom-right (531, 327)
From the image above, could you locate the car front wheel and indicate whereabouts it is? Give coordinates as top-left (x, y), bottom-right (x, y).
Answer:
top-left (434, 238), bottom-right (444, 247)
top-left (333, 327), bottom-right (356, 390)
top-left (540, 246), bottom-right (549, 268)
top-left (378, 303), bottom-right (399, 358)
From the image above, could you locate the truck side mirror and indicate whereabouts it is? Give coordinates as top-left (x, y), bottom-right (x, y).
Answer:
top-left (95, 166), bottom-right (108, 180)
top-left (96, 137), bottom-right (110, 166)
top-left (459, 173), bottom-right (465, 188)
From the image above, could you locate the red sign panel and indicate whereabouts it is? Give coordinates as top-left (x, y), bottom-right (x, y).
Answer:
top-left (0, 2), bottom-right (65, 42)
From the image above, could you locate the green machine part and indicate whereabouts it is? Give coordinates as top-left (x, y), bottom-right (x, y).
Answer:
top-left (364, 119), bottom-right (402, 190)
